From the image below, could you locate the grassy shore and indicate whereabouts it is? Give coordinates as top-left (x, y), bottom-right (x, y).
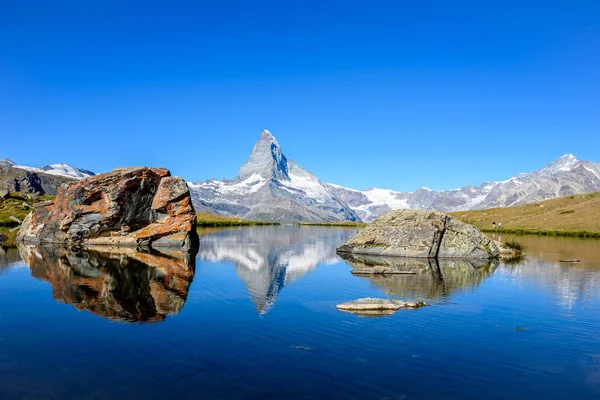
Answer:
top-left (451, 191), bottom-right (600, 238)
top-left (195, 212), bottom-right (279, 227)
top-left (300, 221), bottom-right (367, 228)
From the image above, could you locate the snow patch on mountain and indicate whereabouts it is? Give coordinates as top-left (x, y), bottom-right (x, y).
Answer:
top-left (5, 161), bottom-right (96, 179)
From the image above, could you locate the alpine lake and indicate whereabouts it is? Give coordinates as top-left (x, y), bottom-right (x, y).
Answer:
top-left (1, 226), bottom-right (599, 399)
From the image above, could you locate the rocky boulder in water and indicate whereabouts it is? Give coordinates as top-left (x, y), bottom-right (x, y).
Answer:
top-left (17, 167), bottom-right (198, 251)
top-left (337, 209), bottom-right (499, 259)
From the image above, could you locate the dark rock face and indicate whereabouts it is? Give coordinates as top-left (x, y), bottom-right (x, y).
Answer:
top-left (18, 167), bottom-right (198, 250)
top-left (337, 209), bottom-right (499, 259)
top-left (19, 245), bottom-right (195, 322)
top-left (0, 166), bottom-right (74, 195)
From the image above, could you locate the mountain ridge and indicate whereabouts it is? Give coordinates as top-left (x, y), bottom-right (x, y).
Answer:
top-left (0, 158), bottom-right (95, 179)
top-left (4, 135), bottom-right (599, 223)
top-left (328, 153), bottom-right (600, 221)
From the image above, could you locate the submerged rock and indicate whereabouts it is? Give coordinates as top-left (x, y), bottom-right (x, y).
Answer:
top-left (17, 167), bottom-right (198, 251)
top-left (351, 266), bottom-right (416, 275)
top-left (337, 209), bottom-right (499, 259)
top-left (336, 297), bottom-right (428, 316)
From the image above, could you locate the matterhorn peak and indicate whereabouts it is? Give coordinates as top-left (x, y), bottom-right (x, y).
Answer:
top-left (238, 130), bottom-right (289, 180)
top-left (259, 129), bottom-right (278, 144)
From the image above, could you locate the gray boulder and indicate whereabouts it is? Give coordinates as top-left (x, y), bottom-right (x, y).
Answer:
top-left (337, 209), bottom-right (499, 259)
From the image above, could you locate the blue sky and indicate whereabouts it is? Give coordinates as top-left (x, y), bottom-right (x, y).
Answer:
top-left (1, 1), bottom-right (598, 191)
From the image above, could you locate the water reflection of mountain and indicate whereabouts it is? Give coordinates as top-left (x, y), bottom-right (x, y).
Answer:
top-left (19, 245), bottom-right (196, 323)
top-left (499, 259), bottom-right (600, 311)
top-left (339, 253), bottom-right (499, 301)
top-left (198, 226), bottom-right (356, 314)
top-left (489, 234), bottom-right (600, 310)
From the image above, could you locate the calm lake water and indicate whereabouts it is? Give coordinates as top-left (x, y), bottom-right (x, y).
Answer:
top-left (1, 226), bottom-right (600, 399)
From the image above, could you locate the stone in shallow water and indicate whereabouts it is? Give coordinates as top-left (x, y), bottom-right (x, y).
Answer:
top-left (336, 298), bottom-right (428, 317)
top-left (337, 209), bottom-right (499, 259)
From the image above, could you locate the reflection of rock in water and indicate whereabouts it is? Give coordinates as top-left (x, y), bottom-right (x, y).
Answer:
top-left (339, 253), bottom-right (498, 301)
top-left (198, 226), bottom-right (356, 314)
top-left (18, 245), bottom-right (196, 323)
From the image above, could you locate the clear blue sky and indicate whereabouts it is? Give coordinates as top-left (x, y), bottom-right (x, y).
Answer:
top-left (1, 1), bottom-right (598, 191)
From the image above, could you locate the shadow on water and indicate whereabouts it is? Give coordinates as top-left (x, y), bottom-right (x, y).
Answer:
top-left (18, 245), bottom-right (197, 323)
top-left (338, 253), bottom-right (500, 301)
top-left (197, 225), bottom-right (357, 314)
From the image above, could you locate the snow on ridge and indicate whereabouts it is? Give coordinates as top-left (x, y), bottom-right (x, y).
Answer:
top-left (11, 162), bottom-right (94, 179)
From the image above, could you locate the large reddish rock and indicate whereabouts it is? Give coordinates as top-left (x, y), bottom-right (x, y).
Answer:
top-left (17, 167), bottom-right (198, 250)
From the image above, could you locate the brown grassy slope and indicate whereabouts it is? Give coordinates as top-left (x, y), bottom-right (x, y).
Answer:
top-left (450, 191), bottom-right (600, 237)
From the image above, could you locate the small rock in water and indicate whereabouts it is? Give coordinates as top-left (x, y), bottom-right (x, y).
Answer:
top-left (336, 298), bottom-right (429, 317)
top-left (405, 302), bottom-right (428, 308)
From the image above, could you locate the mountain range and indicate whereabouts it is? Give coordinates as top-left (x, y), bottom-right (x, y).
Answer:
top-left (188, 131), bottom-right (600, 222)
top-left (328, 153), bottom-right (600, 221)
top-left (0, 158), bottom-right (95, 179)
top-left (3, 131), bottom-right (599, 223)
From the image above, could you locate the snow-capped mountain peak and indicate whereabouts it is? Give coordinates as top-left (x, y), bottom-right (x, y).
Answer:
top-left (544, 153), bottom-right (580, 174)
top-left (1, 159), bottom-right (96, 179)
top-left (189, 130), bottom-right (361, 223)
top-left (238, 129), bottom-right (289, 181)
top-left (0, 158), bottom-right (16, 167)
top-left (41, 163), bottom-right (96, 179)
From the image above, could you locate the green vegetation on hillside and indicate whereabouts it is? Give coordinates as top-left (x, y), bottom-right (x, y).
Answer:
top-left (195, 211), bottom-right (279, 227)
top-left (452, 192), bottom-right (600, 238)
top-left (0, 193), bottom-right (52, 226)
